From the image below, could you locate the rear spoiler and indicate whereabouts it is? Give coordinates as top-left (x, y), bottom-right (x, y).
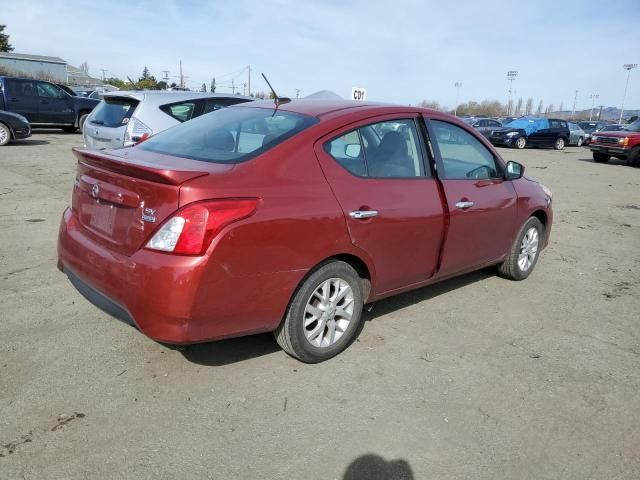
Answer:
top-left (73, 148), bottom-right (208, 185)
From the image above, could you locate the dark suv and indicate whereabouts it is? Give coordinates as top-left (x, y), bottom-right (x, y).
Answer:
top-left (490, 118), bottom-right (570, 150)
top-left (0, 76), bottom-right (100, 132)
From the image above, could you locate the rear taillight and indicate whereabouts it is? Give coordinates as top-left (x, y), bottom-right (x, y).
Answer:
top-left (124, 117), bottom-right (153, 146)
top-left (145, 199), bottom-right (259, 255)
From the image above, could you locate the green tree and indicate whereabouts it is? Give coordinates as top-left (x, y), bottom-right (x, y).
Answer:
top-left (210, 77), bottom-right (216, 93)
top-left (140, 66), bottom-right (152, 80)
top-left (157, 80), bottom-right (167, 90)
top-left (138, 67), bottom-right (158, 89)
top-left (0, 25), bottom-right (13, 52)
top-left (105, 77), bottom-right (134, 90)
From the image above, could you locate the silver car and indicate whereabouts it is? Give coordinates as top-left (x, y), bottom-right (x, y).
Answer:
top-left (83, 91), bottom-right (253, 149)
top-left (568, 123), bottom-right (587, 146)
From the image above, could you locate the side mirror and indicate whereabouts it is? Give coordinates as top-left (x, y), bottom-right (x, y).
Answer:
top-left (505, 161), bottom-right (524, 180)
top-left (344, 143), bottom-right (362, 158)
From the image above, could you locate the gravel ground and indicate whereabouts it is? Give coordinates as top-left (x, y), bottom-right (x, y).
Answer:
top-left (1, 132), bottom-right (639, 480)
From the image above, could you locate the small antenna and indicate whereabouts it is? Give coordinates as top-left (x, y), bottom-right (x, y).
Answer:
top-left (261, 73), bottom-right (291, 106)
top-left (127, 76), bottom-right (140, 90)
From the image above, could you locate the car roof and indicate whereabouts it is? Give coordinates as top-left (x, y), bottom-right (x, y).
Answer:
top-left (235, 98), bottom-right (425, 119)
top-left (103, 90), bottom-right (254, 104)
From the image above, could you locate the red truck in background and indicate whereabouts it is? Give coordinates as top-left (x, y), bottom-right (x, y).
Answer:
top-left (589, 119), bottom-right (640, 166)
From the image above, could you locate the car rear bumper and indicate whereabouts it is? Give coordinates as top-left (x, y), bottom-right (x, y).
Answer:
top-left (589, 145), bottom-right (629, 156)
top-left (57, 208), bottom-right (301, 344)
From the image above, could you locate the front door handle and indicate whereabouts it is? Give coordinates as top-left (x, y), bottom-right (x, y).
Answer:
top-left (349, 210), bottom-right (378, 219)
top-left (455, 201), bottom-right (474, 209)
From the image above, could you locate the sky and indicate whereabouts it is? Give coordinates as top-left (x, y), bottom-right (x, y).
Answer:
top-left (3, 0), bottom-right (640, 110)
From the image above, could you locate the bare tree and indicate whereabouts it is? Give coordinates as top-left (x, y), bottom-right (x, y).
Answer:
top-left (455, 100), bottom-right (504, 117)
top-left (418, 100), bottom-right (444, 111)
top-left (525, 98), bottom-right (533, 115)
top-left (536, 100), bottom-right (544, 115)
top-left (514, 97), bottom-right (523, 116)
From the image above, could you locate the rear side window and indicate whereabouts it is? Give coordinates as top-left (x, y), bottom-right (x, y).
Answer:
top-left (139, 106), bottom-right (317, 164)
top-left (202, 97), bottom-right (251, 114)
top-left (5, 78), bottom-right (37, 97)
top-left (89, 98), bottom-right (139, 128)
top-left (325, 119), bottom-right (427, 178)
top-left (160, 101), bottom-right (197, 122)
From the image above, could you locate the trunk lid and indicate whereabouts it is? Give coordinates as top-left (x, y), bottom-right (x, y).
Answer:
top-left (71, 147), bottom-right (214, 256)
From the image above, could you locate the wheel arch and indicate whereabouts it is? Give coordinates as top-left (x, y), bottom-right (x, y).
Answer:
top-left (530, 209), bottom-right (548, 229)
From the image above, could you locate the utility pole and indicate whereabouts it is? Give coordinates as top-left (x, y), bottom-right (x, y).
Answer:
top-left (231, 79), bottom-right (236, 94)
top-left (597, 105), bottom-right (604, 121)
top-left (571, 90), bottom-right (578, 119)
top-left (99, 69), bottom-right (107, 81)
top-left (247, 65), bottom-right (251, 96)
top-left (242, 82), bottom-right (247, 96)
top-left (589, 94), bottom-right (599, 121)
top-left (162, 70), bottom-right (170, 89)
top-left (454, 81), bottom-right (462, 116)
top-left (619, 63), bottom-right (638, 124)
top-left (506, 71), bottom-right (518, 115)
top-left (179, 60), bottom-right (184, 89)
top-left (295, 89), bottom-right (301, 98)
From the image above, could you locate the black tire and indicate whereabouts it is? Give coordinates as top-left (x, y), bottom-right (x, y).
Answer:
top-left (593, 152), bottom-right (610, 163)
top-left (275, 261), bottom-right (364, 363)
top-left (62, 126), bottom-right (77, 133)
top-left (0, 122), bottom-right (11, 146)
top-left (78, 113), bottom-right (89, 133)
top-left (627, 146), bottom-right (640, 167)
top-left (497, 217), bottom-right (544, 281)
top-left (553, 137), bottom-right (566, 150)
top-left (514, 136), bottom-right (526, 149)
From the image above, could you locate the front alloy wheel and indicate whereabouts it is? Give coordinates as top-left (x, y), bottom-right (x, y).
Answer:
top-left (498, 216), bottom-right (543, 281)
top-left (515, 137), bottom-right (526, 149)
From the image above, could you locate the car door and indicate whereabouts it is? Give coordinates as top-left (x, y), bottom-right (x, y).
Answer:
top-left (425, 117), bottom-right (518, 276)
top-left (3, 78), bottom-right (41, 123)
top-left (36, 82), bottom-right (74, 124)
top-left (314, 115), bottom-right (445, 294)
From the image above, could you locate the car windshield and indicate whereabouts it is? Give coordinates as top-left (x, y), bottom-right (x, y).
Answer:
top-left (578, 122), bottom-right (599, 132)
top-left (139, 106), bottom-right (318, 164)
top-left (624, 120), bottom-right (640, 132)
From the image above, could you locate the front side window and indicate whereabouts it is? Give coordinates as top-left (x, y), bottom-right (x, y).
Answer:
top-left (36, 82), bottom-right (62, 98)
top-left (324, 119), bottom-right (427, 178)
top-left (140, 106), bottom-right (317, 164)
top-left (430, 120), bottom-right (500, 180)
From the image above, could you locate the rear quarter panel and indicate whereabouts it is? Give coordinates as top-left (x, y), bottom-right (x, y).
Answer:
top-left (176, 127), bottom-right (371, 335)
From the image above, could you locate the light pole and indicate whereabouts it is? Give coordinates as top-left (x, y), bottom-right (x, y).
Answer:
top-left (506, 71), bottom-right (518, 115)
top-left (619, 63), bottom-right (638, 124)
top-left (454, 81), bottom-right (462, 116)
top-left (589, 94), bottom-right (599, 121)
top-left (571, 90), bottom-right (578, 119)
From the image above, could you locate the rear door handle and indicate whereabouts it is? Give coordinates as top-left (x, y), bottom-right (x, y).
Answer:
top-left (455, 201), bottom-right (474, 209)
top-left (349, 210), bottom-right (378, 219)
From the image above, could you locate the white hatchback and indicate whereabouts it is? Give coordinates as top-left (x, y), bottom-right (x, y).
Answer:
top-left (83, 91), bottom-right (253, 150)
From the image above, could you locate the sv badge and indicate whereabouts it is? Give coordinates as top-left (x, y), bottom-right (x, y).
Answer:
top-left (142, 208), bottom-right (156, 223)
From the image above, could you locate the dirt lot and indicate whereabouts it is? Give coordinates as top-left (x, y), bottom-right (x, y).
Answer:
top-left (1, 132), bottom-right (639, 480)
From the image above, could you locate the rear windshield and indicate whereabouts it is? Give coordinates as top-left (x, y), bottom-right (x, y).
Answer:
top-left (90, 97), bottom-right (139, 128)
top-left (139, 106), bottom-right (317, 163)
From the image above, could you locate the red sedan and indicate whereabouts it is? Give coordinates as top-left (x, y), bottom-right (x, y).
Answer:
top-left (58, 99), bottom-right (553, 362)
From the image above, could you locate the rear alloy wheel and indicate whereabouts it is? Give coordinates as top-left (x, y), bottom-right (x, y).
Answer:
top-left (498, 217), bottom-right (543, 281)
top-left (514, 137), bottom-right (526, 149)
top-left (275, 261), bottom-right (364, 363)
top-left (593, 152), bottom-right (610, 163)
top-left (554, 137), bottom-right (566, 150)
top-left (577, 137), bottom-right (583, 147)
top-left (0, 123), bottom-right (10, 146)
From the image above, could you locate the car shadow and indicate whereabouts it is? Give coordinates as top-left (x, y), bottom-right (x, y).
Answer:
top-left (180, 268), bottom-right (495, 367)
top-left (7, 139), bottom-right (50, 146)
top-left (342, 453), bottom-right (414, 480)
